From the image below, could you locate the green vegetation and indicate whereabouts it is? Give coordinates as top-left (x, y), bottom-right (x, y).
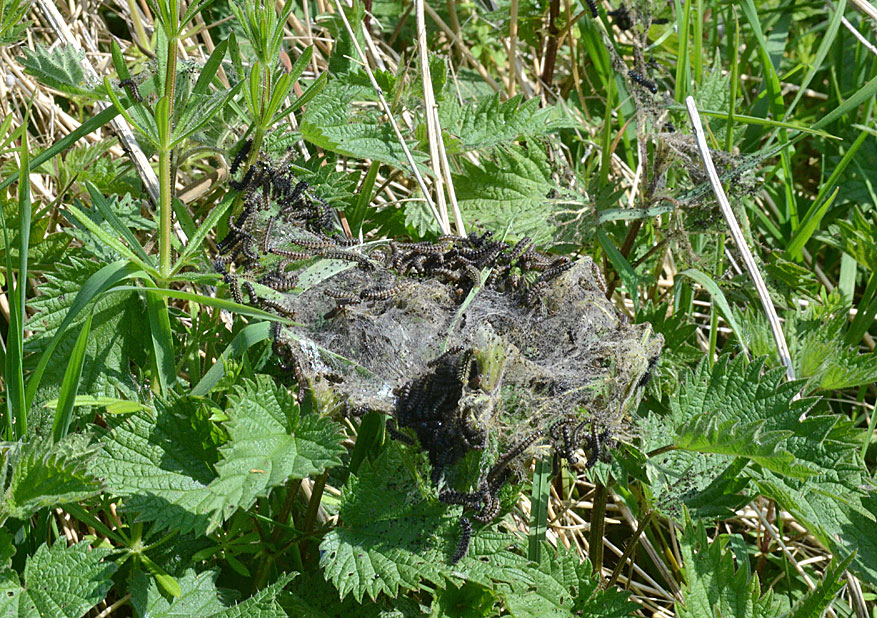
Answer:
top-left (0, 0), bottom-right (875, 615)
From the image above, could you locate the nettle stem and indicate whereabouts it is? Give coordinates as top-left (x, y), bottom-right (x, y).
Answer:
top-left (159, 9), bottom-right (179, 281)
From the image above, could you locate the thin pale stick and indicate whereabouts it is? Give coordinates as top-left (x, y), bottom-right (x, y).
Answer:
top-left (333, 0), bottom-right (447, 233)
top-left (684, 96), bottom-right (796, 382)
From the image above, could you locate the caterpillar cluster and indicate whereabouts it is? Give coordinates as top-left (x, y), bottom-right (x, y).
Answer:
top-left (381, 233), bottom-right (573, 309)
top-left (392, 347), bottom-right (483, 485)
top-left (548, 418), bottom-right (613, 468)
top-left (437, 430), bottom-right (543, 562)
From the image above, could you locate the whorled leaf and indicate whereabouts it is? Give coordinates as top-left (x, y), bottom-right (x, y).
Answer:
top-left (0, 541), bottom-right (116, 618)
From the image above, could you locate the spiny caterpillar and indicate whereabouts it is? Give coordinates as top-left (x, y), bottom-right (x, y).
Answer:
top-left (119, 78), bottom-right (142, 103)
top-left (628, 70), bottom-right (658, 94)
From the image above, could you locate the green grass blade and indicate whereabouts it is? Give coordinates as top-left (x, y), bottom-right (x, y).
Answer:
top-left (0, 105), bottom-right (126, 193)
top-left (527, 456), bottom-right (552, 563)
top-left (784, 0), bottom-right (846, 122)
top-left (812, 72), bottom-right (877, 131)
top-left (348, 412), bottom-right (383, 477)
top-left (25, 260), bottom-right (144, 411)
top-left (348, 161), bottom-right (379, 236)
top-left (190, 37), bottom-right (227, 98)
top-left (597, 229), bottom-right (639, 311)
top-left (190, 321), bottom-right (272, 396)
top-left (1, 128), bottom-right (30, 438)
top-left (679, 268), bottom-right (749, 356)
top-left (51, 312), bottom-right (93, 443)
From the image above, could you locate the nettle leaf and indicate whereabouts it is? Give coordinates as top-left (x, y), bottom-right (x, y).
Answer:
top-left (2, 435), bottom-right (102, 521)
top-left (439, 94), bottom-right (575, 152)
top-left (209, 375), bottom-right (346, 515)
top-left (300, 79), bottom-right (429, 173)
top-left (670, 356), bottom-right (818, 478)
top-left (130, 568), bottom-right (294, 618)
top-left (0, 541), bottom-right (116, 618)
top-left (452, 143), bottom-right (561, 244)
top-left (92, 402), bottom-right (218, 535)
top-left (94, 379), bottom-right (345, 535)
top-left (24, 257), bottom-right (145, 432)
top-left (751, 425), bottom-right (877, 587)
top-left (500, 543), bottom-right (636, 618)
top-left (676, 515), bottom-right (781, 618)
top-left (320, 447), bottom-right (526, 603)
top-left (18, 44), bottom-right (100, 98)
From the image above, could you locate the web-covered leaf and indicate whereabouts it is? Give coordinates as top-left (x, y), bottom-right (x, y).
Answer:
top-left (0, 541), bottom-right (116, 618)
top-left (18, 44), bottom-right (100, 98)
top-left (208, 375), bottom-right (346, 516)
top-left (669, 356), bottom-right (818, 478)
top-left (320, 447), bottom-right (527, 603)
top-left (499, 543), bottom-right (637, 618)
top-left (676, 515), bottom-right (782, 618)
top-left (1, 435), bottom-right (102, 522)
top-left (452, 142), bottom-right (567, 244)
top-left (300, 79), bottom-right (429, 173)
top-left (130, 568), bottom-right (293, 618)
top-left (438, 94), bottom-right (576, 152)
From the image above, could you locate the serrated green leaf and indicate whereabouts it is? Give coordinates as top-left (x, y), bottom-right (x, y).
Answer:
top-left (676, 514), bottom-right (782, 618)
top-left (18, 44), bottom-right (99, 98)
top-left (785, 553), bottom-right (854, 618)
top-left (320, 447), bottom-right (527, 603)
top-left (452, 143), bottom-right (560, 244)
top-left (208, 375), bottom-right (346, 515)
top-left (1, 436), bottom-right (102, 522)
top-left (129, 568), bottom-right (294, 618)
top-left (501, 543), bottom-right (637, 618)
top-left (300, 79), bottom-right (429, 172)
top-left (439, 94), bottom-right (575, 152)
top-left (670, 356), bottom-right (817, 478)
top-left (94, 378), bottom-right (344, 535)
top-left (0, 541), bottom-right (116, 618)
top-left (91, 402), bottom-right (218, 535)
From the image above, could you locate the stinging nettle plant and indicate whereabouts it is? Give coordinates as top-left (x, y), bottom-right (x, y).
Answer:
top-left (0, 0), bottom-right (875, 616)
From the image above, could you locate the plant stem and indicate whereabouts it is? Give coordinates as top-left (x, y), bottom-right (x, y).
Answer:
top-left (158, 7), bottom-right (179, 281)
top-left (589, 480), bottom-right (607, 575)
top-left (606, 510), bottom-right (653, 587)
